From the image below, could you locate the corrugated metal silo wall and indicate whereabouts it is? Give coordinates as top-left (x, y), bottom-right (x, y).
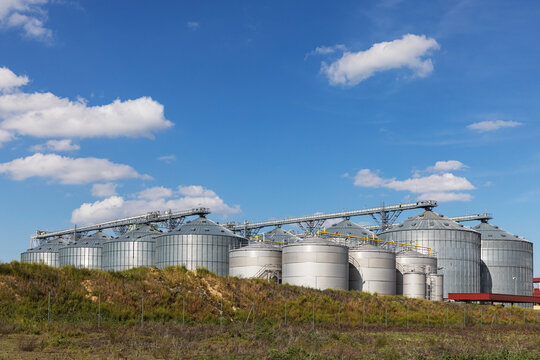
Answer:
top-left (102, 240), bottom-right (155, 271)
top-left (20, 251), bottom-right (60, 267)
top-left (59, 247), bottom-right (103, 270)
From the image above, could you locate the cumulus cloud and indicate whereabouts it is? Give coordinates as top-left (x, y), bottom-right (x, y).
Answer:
top-left (157, 154), bottom-right (176, 163)
top-left (467, 120), bottom-right (522, 132)
top-left (0, 153), bottom-right (149, 184)
top-left (0, 67), bottom-right (29, 92)
top-left (320, 34), bottom-right (440, 86)
top-left (91, 183), bottom-right (118, 197)
top-left (306, 44), bottom-right (347, 58)
top-left (426, 160), bottom-right (467, 172)
top-left (30, 139), bottom-right (79, 152)
top-left (352, 162), bottom-right (475, 202)
top-left (0, 0), bottom-right (52, 40)
top-left (71, 185), bottom-right (241, 224)
top-left (137, 186), bottom-right (173, 200)
top-left (187, 21), bottom-right (199, 30)
top-left (0, 67), bottom-right (173, 144)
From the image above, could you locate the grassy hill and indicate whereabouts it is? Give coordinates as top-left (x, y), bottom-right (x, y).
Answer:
top-left (0, 261), bottom-right (539, 359)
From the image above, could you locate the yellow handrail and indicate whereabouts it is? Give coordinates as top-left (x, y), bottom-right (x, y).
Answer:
top-left (316, 229), bottom-right (432, 256)
top-left (249, 237), bottom-right (283, 244)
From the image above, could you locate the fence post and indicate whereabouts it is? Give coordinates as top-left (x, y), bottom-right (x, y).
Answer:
top-left (182, 297), bottom-right (185, 325)
top-left (480, 308), bottom-right (483, 326)
top-left (446, 306), bottom-right (448, 327)
top-left (491, 309), bottom-right (497, 327)
top-left (98, 294), bottom-right (101, 328)
top-left (284, 302), bottom-right (287, 325)
top-left (252, 302), bottom-right (255, 324)
top-left (47, 291), bottom-right (51, 323)
top-left (536, 311), bottom-right (538, 324)
top-left (220, 298), bottom-right (223, 329)
top-left (523, 309), bottom-right (525, 324)
top-left (312, 303), bottom-right (315, 330)
top-left (363, 304), bottom-right (366, 330)
top-left (338, 303), bottom-right (341, 329)
top-left (427, 307), bottom-right (429, 327)
top-left (509, 307), bottom-right (512, 324)
top-left (406, 304), bottom-right (409, 329)
top-left (463, 305), bottom-right (466, 327)
top-left (141, 295), bottom-right (144, 327)
top-left (385, 305), bottom-right (387, 328)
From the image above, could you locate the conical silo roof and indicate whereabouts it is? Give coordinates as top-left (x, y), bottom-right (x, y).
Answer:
top-left (173, 216), bottom-right (242, 237)
top-left (325, 219), bottom-right (375, 238)
top-left (472, 222), bottom-right (530, 242)
top-left (24, 238), bottom-right (70, 253)
top-left (109, 224), bottom-right (161, 242)
top-left (384, 210), bottom-right (479, 233)
top-left (260, 227), bottom-right (301, 243)
top-left (64, 230), bottom-right (112, 248)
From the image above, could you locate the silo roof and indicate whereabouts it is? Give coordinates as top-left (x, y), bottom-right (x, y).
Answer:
top-left (64, 231), bottom-right (111, 248)
top-left (350, 243), bottom-right (392, 252)
top-left (472, 222), bottom-right (530, 243)
top-left (260, 227), bottom-right (301, 243)
top-left (396, 249), bottom-right (434, 259)
top-left (25, 238), bottom-right (70, 253)
top-left (383, 210), bottom-right (479, 233)
top-left (171, 216), bottom-right (241, 237)
top-left (285, 236), bottom-right (347, 248)
top-left (110, 224), bottom-right (161, 242)
top-left (325, 219), bottom-right (375, 238)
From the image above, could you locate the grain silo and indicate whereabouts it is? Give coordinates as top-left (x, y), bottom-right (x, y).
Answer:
top-left (21, 238), bottom-right (70, 267)
top-left (229, 242), bottom-right (282, 282)
top-left (395, 250), bottom-right (438, 295)
top-left (403, 272), bottom-right (426, 299)
top-left (348, 244), bottom-right (396, 295)
top-left (155, 216), bottom-right (243, 276)
top-left (59, 231), bottom-right (111, 270)
top-left (282, 237), bottom-right (348, 290)
top-left (259, 227), bottom-right (301, 244)
top-left (380, 210), bottom-right (480, 298)
top-left (473, 221), bottom-right (533, 307)
top-left (102, 224), bottom-right (160, 271)
top-left (323, 219), bottom-right (376, 247)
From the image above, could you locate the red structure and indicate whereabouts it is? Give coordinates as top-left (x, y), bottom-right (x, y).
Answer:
top-left (448, 293), bottom-right (540, 305)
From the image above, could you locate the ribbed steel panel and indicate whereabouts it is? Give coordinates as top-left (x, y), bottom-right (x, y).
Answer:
top-left (349, 245), bottom-right (396, 295)
top-left (155, 217), bottom-right (243, 276)
top-left (324, 219), bottom-right (376, 247)
top-left (59, 231), bottom-right (110, 270)
top-left (474, 222), bottom-right (533, 308)
top-left (20, 238), bottom-right (69, 267)
top-left (380, 211), bottom-right (480, 298)
top-left (429, 274), bottom-right (444, 301)
top-left (259, 227), bottom-right (301, 244)
top-left (282, 237), bottom-right (348, 290)
top-left (229, 243), bottom-right (282, 281)
top-left (102, 225), bottom-right (159, 271)
top-left (395, 250), bottom-right (437, 295)
top-left (403, 272), bottom-right (426, 299)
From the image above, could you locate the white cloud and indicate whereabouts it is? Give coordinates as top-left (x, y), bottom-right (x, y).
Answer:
top-left (30, 139), bottom-right (80, 152)
top-left (0, 153), bottom-right (149, 184)
top-left (157, 154), bottom-right (176, 163)
top-left (0, 67), bottom-right (173, 144)
top-left (0, 128), bottom-right (13, 146)
top-left (467, 120), bottom-right (522, 132)
top-left (0, 0), bottom-right (52, 41)
top-left (353, 166), bottom-right (475, 202)
top-left (137, 186), bottom-right (173, 200)
top-left (0, 67), bottom-right (29, 92)
top-left (178, 185), bottom-right (217, 197)
top-left (426, 160), bottom-right (467, 172)
top-left (71, 185), bottom-right (241, 224)
top-left (187, 21), bottom-right (199, 30)
top-left (305, 44), bottom-right (347, 58)
top-left (321, 34), bottom-right (440, 86)
top-left (91, 183), bottom-right (118, 197)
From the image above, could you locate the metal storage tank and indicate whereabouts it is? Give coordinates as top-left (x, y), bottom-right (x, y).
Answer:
top-left (103, 224), bottom-right (160, 271)
top-left (229, 242), bottom-right (282, 282)
top-left (474, 221), bottom-right (533, 307)
top-left (21, 238), bottom-right (69, 267)
top-left (403, 272), bottom-right (426, 299)
top-left (259, 227), bottom-right (301, 244)
top-left (380, 210), bottom-right (481, 298)
top-left (155, 216), bottom-right (243, 276)
top-left (395, 250), bottom-right (438, 295)
top-left (349, 244), bottom-right (396, 295)
top-left (282, 237), bottom-right (348, 290)
top-left (323, 219), bottom-right (376, 247)
top-left (429, 273), bottom-right (444, 301)
top-left (59, 231), bottom-right (111, 270)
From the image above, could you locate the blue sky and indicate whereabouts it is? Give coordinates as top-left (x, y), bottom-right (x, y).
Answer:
top-left (0, 0), bottom-right (539, 275)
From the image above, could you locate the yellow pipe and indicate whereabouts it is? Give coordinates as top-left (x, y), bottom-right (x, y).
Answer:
top-left (317, 230), bottom-right (432, 256)
top-left (249, 237), bottom-right (283, 244)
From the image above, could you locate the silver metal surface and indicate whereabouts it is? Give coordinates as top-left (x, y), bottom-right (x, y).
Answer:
top-left (156, 217), bottom-right (243, 276)
top-left (229, 242), bottom-right (282, 282)
top-left (429, 274), bottom-right (444, 301)
top-left (395, 250), bottom-right (438, 295)
top-left (103, 225), bottom-right (160, 271)
top-left (348, 244), bottom-right (396, 295)
top-left (380, 210), bottom-right (481, 298)
top-left (21, 238), bottom-right (69, 267)
top-left (323, 219), bottom-right (376, 247)
top-left (59, 231), bottom-right (111, 270)
top-left (474, 221), bottom-right (533, 308)
top-left (282, 237), bottom-right (349, 290)
top-left (258, 227), bottom-right (301, 244)
top-left (403, 272), bottom-right (426, 299)
top-left (364, 213), bottom-right (493, 231)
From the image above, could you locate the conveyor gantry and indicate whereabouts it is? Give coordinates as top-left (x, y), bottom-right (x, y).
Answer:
top-left (363, 213), bottom-right (493, 231)
top-left (32, 207), bottom-right (211, 242)
top-left (227, 200), bottom-right (437, 237)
